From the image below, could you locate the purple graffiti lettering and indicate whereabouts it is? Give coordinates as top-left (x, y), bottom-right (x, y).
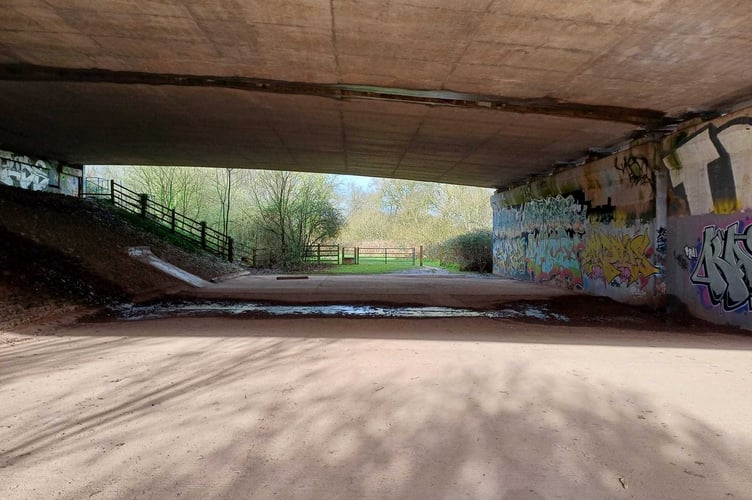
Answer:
top-left (689, 222), bottom-right (752, 311)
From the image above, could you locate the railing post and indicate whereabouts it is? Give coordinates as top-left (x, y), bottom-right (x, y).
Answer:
top-left (420, 245), bottom-right (424, 267)
top-left (200, 221), bottom-right (207, 249)
top-left (139, 193), bottom-right (148, 217)
top-left (170, 209), bottom-right (176, 233)
top-left (110, 179), bottom-right (115, 204)
top-left (227, 237), bottom-right (234, 262)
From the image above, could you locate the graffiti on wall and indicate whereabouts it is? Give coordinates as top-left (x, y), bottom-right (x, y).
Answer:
top-left (667, 117), bottom-right (752, 216)
top-left (494, 236), bottom-right (526, 278)
top-left (0, 152), bottom-right (50, 191)
top-left (615, 156), bottom-right (654, 189)
top-left (581, 229), bottom-right (659, 289)
top-left (687, 221), bottom-right (752, 312)
top-left (492, 194), bottom-right (587, 288)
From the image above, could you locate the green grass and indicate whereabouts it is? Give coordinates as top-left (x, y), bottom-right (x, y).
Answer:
top-left (315, 258), bottom-right (420, 275)
top-left (311, 257), bottom-right (467, 275)
top-left (421, 259), bottom-right (462, 273)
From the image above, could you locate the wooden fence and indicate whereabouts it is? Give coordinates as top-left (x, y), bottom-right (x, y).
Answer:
top-left (241, 244), bottom-right (340, 267)
top-left (341, 247), bottom-right (421, 265)
top-left (83, 177), bottom-right (234, 261)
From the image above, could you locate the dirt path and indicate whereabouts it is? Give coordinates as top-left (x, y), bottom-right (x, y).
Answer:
top-left (1, 316), bottom-right (751, 499)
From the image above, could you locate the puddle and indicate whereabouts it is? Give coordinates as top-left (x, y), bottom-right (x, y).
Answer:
top-left (106, 301), bottom-right (569, 322)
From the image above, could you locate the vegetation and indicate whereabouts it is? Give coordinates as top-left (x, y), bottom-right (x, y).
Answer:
top-left (429, 230), bottom-right (493, 272)
top-left (243, 170), bottom-right (344, 266)
top-left (88, 166), bottom-right (494, 272)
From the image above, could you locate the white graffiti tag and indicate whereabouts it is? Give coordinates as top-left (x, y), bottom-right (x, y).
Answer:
top-left (689, 222), bottom-right (752, 311)
top-left (0, 155), bottom-right (49, 191)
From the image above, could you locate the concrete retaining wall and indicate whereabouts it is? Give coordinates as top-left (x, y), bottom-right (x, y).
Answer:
top-left (492, 107), bottom-right (752, 329)
top-left (0, 149), bottom-right (83, 197)
top-left (662, 110), bottom-right (752, 329)
top-left (491, 143), bottom-right (662, 306)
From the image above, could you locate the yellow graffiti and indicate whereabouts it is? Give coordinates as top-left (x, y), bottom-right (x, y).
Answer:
top-left (713, 198), bottom-right (741, 215)
top-left (581, 230), bottom-right (659, 287)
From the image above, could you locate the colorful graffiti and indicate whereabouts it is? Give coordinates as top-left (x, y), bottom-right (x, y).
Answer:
top-left (0, 152), bottom-right (49, 191)
top-left (526, 235), bottom-right (584, 287)
top-left (492, 194), bottom-right (587, 289)
top-left (493, 236), bottom-right (526, 278)
top-left (581, 229), bottom-right (659, 289)
top-left (523, 195), bottom-right (587, 237)
top-left (689, 221), bottom-right (752, 311)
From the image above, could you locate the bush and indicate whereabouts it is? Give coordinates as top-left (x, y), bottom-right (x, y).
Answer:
top-left (429, 230), bottom-right (493, 272)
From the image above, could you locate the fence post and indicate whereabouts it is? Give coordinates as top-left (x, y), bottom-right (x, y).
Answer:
top-left (356, 247), bottom-right (359, 265)
top-left (110, 179), bottom-right (115, 204)
top-left (384, 247), bottom-right (388, 264)
top-left (337, 245), bottom-right (341, 265)
top-left (170, 209), bottom-right (176, 233)
top-left (412, 247), bottom-right (416, 265)
top-left (227, 237), bottom-right (234, 262)
top-left (341, 246), bottom-right (345, 264)
top-left (317, 244), bottom-right (321, 263)
top-left (420, 245), bottom-right (424, 267)
top-left (200, 221), bottom-right (207, 249)
top-left (139, 193), bottom-right (148, 217)
top-left (252, 248), bottom-right (257, 267)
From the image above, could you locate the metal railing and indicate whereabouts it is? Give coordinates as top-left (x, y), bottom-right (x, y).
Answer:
top-left (83, 177), bottom-right (234, 262)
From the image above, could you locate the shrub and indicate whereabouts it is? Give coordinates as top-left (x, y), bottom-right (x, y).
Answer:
top-left (430, 230), bottom-right (493, 272)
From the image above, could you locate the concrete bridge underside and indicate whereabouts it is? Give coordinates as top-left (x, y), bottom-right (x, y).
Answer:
top-left (1, 0), bottom-right (751, 189)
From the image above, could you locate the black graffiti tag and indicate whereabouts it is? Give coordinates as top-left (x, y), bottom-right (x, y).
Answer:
top-left (690, 222), bottom-right (752, 311)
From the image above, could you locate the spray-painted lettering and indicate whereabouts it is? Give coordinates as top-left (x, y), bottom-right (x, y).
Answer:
top-left (0, 152), bottom-right (49, 191)
top-left (689, 222), bottom-right (752, 311)
top-left (581, 230), bottom-right (659, 289)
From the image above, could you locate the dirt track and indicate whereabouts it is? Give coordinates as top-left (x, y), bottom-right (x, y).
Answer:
top-left (2, 285), bottom-right (751, 499)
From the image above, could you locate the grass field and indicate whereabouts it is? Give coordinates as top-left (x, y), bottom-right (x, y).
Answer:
top-left (313, 258), bottom-right (466, 275)
top-left (317, 257), bottom-right (418, 275)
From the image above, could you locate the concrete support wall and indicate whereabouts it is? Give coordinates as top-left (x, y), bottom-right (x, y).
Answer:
top-left (662, 110), bottom-right (752, 329)
top-left (491, 107), bottom-right (752, 329)
top-left (491, 144), bottom-right (662, 306)
top-left (0, 149), bottom-right (83, 197)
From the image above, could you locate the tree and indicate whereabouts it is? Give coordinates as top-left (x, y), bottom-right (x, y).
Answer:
top-left (245, 171), bottom-right (344, 265)
top-left (123, 166), bottom-right (207, 220)
top-left (214, 168), bottom-right (234, 236)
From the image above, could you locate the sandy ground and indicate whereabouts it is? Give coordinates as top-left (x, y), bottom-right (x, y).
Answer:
top-left (183, 274), bottom-right (577, 309)
top-left (2, 309), bottom-right (751, 499)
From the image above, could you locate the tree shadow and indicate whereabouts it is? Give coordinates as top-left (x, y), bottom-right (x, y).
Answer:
top-left (1, 322), bottom-right (751, 499)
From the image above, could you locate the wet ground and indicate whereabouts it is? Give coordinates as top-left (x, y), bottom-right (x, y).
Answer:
top-left (101, 300), bottom-right (571, 322)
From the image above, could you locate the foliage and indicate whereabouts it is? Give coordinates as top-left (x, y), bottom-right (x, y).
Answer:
top-left (87, 166), bottom-right (493, 271)
top-left (340, 178), bottom-right (493, 248)
top-left (429, 230), bottom-right (493, 272)
top-left (242, 170), bottom-right (345, 266)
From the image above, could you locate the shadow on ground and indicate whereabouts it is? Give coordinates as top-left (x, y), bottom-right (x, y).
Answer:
top-left (1, 319), bottom-right (751, 499)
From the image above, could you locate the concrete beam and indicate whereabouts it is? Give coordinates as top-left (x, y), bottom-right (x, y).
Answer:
top-left (0, 63), bottom-right (666, 126)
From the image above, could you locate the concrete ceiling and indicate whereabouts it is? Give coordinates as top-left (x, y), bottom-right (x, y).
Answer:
top-left (1, 1), bottom-right (751, 188)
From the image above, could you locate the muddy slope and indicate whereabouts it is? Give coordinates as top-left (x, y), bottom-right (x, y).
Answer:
top-left (0, 185), bottom-right (241, 328)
